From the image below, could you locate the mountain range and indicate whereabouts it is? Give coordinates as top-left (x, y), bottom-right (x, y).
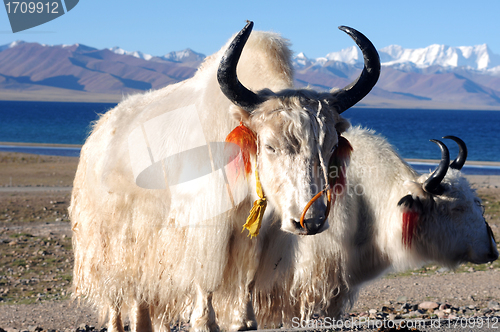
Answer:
top-left (1, 40), bottom-right (500, 109)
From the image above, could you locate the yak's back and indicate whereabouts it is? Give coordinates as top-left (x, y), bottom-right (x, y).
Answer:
top-left (76, 30), bottom-right (295, 196)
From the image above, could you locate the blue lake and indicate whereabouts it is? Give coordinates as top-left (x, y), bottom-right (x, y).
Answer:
top-left (0, 100), bottom-right (499, 173)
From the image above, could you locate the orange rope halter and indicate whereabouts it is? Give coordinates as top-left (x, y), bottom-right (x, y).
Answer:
top-left (299, 185), bottom-right (332, 229)
top-left (299, 134), bottom-right (352, 231)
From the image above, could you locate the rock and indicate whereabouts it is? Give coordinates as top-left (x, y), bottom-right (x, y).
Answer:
top-left (488, 300), bottom-right (500, 310)
top-left (435, 310), bottom-right (447, 319)
top-left (381, 306), bottom-right (393, 313)
top-left (396, 296), bottom-right (407, 303)
top-left (399, 302), bottom-right (412, 312)
top-left (439, 303), bottom-right (451, 310)
top-left (418, 301), bottom-right (439, 310)
top-left (483, 308), bottom-right (493, 315)
top-left (405, 310), bottom-right (425, 318)
top-left (368, 309), bottom-right (377, 314)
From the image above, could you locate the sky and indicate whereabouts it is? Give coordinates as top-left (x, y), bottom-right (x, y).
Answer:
top-left (1, 0), bottom-right (500, 59)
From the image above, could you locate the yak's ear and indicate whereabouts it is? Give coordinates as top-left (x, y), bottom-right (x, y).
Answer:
top-left (334, 115), bottom-right (350, 135)
top-left (397, 193), bottom-right (423, 249)
top-left (398, 180), bottom-right (426, 249)
top-left (230, 105), bottom-right (251, 124)
top-left (403, 180), bottom-right (426, 200)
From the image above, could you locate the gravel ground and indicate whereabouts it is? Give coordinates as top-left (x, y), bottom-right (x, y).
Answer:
top-left (0, 152), bottom-right (499, 331)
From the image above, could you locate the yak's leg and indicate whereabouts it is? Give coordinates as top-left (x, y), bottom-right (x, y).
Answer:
top-left (151, 318), bottom-right (171, 332)
top-left (108, 305), bottom-right (125, 332)
top-left (149, 303), bottom-right (171, 332)
top-left (230, 280), bottom-right (257, 331)
top-left (190, 284), bottom-right (219, 332)
top-left (230, 239), bottom-right (260, 331)
top-left (130, 300), bottom-right (153, 332)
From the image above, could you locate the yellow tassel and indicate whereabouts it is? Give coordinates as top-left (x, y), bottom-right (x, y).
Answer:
top-left (242, 166), bottom-right (267, 238)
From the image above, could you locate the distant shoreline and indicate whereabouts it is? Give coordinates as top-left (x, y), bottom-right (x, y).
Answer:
top-left (0, 141), bottom-right (82, 148)
top-left (2, 94), bottom-right (500, 111)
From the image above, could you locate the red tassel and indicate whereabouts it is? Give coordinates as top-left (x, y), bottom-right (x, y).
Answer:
top-left (328, 135), bottom-right (353, 205)
top-left (402, 210), bottom-right (419, 249)
top-left (225, 122), bottom-right (257, 176)
top-left (398, 194), bottom-right (422, 249)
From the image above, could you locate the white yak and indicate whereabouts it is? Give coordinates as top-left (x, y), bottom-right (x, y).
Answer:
top-left (245, 127), bottom-right (499, 327)
top-left (70, 22), bottom-right (380, 331)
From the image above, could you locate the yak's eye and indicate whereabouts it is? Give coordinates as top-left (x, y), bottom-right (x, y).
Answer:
top-left (265, 145), bottom-right (276, 154)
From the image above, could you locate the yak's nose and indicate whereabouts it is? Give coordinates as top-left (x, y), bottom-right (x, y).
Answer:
top-left (303, 215), bottom-right (329, 235)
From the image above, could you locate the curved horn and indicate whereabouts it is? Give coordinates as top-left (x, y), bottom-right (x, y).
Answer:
top-left (217, 21), bottom-right (265, 113)
top-left (423, 139), bottom-right (450, 195)
top-left (332, 26), bottom-right (381, 114)
top-left (443, 135), bottom-right (467, 170)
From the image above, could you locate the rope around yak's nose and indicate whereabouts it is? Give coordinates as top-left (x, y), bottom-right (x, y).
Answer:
top-left (299, 185), bottom-right (332, 230)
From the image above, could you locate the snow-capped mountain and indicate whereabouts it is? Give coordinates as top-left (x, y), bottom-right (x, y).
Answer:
top-left (1, 40), bottom-right (500, 108)
top-left (0, 40), bottom-right (25, 52)
top-left (381, 44), bottom-right (500, 71)
top-left (107, 46), bottom-right (205, 63)
top-left (161, 48), bottom-right (205, 63)
top-left (295, 43), bottom-right (500, 73)
top-left (108, 46), bottom-right (154, 61)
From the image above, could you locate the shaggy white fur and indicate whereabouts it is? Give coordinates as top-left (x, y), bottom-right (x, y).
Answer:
top-left (241, 127), bottom-right (498, 327)
top-left (70, 27), bottom-right (351, 332)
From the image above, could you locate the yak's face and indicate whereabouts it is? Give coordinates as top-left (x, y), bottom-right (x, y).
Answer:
top-left (218, 21), bottom-right (380, 236)
top-left (236, 95), bottom-right (350, 235)
top-left (400, 138), bottom-right (498, 266)
top-left (405, 172), bottom-right (498, 266)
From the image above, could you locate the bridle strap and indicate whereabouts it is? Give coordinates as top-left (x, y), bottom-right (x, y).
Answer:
top-left (299, 185), bottom-right (332, 229)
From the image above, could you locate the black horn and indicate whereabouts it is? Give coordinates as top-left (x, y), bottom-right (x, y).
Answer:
top-left (423, 140), bottom-right (450, 195)
top-left (217, 21), bottom-right (265, 113)
top-left (443, 135), bottom-right (467, 170)
top-left (331, 26), bottom-right (381, 114)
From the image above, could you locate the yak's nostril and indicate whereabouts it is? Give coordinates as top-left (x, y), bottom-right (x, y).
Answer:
top-left (303, 217), bottom-right (326, 235)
